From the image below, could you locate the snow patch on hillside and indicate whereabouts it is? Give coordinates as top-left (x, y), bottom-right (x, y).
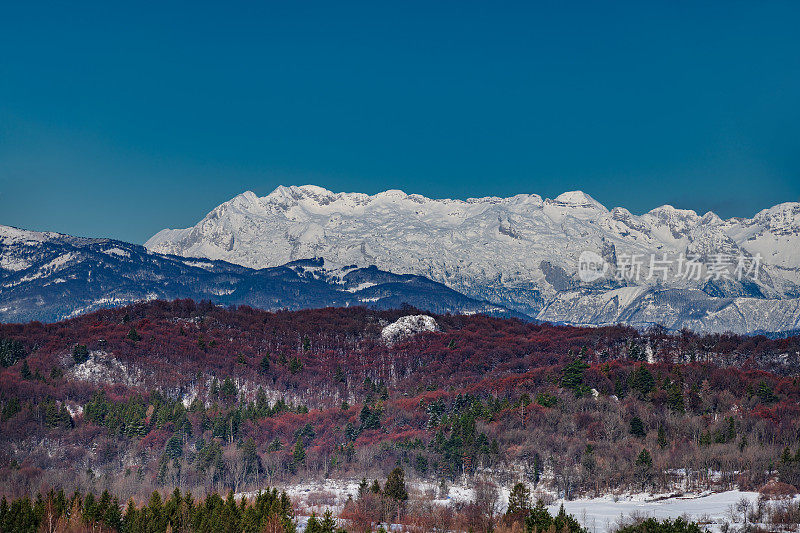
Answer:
top-left (102, 247), bottom-right (130, 258)
top-left (381, 315), bottom-right (439, 345)
top-left (0, 255), bottom-right (31, 272)
top-left (69, 351), bottom-right (141, 386)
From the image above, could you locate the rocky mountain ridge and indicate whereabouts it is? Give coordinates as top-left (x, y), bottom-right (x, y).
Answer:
top-left (144, 185), bottom-right (800, 333)
top-left (0, 225), bottom-right (513, 323)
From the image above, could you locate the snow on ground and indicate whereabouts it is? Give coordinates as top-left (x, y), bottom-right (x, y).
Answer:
top-left (548, 490), bottom-right (764, 533)
top-left (64, 402), bottom-right (84, 419)
top-left (19, 252), bottom-right (78, 282)
top-left (381, 315), bottom-right (439, 345)
top-left (345, 281), bottom-right (378, 292)
top-left (102, 247), bottom-right (131, 258)
top-left (279, 479), bottom-right (361, 512)
top-left (69, 351), bottom-right (141, 387)
top-left (240, 480), bottom-right (784, 533)
top-left (0, 254), bottom-right (31, 272)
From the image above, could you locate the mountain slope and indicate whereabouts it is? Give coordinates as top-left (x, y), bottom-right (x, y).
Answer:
top-left (2, 302), bottom-right (800, 504)
top-left (145, 185), bottom-right (800, 334)
top-left (0, 225), bottom-right (515, 323)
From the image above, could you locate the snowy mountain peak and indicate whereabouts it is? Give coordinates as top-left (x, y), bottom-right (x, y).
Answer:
top-left (143, 185), bottom-right (800, 333)
top-left (700, 211), bottom-right (723, 225)
top-left (228, 190), bottom-right (263, 210)
top-left (265, 184), bottom-right (338, 205)
top-left (374, 189), bottom-right (409, 201)
top-left (253, 186), bottom-right (606, 213)
top-left (550, 190), bottom-right (607, 210)
top-left (753, 202), bottom-right (800, 230)
top-left (647, 205), bottom-right (700, 220)
top-left (237, 190), bottom-right (261, 203)
top-left (0, 224), bottom-right (59, 244)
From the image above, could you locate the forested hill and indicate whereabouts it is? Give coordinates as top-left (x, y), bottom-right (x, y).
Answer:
top-left (2, 300), bottom-right (800, 501)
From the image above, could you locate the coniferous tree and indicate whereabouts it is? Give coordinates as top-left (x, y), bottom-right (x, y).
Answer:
top-left (561, 356), bottom-right (590, 397)
top-left (319, 510), bottom-right (337, 532)
top-left (20, 359), bottom-right (31, 379)
top-left (525, 500), bottom-right (553, 532)
top-left (370, 479), bottom-right (381, 494)
top-left (757, 381), bottom-right (778, 404)
top-left (241, 437), bottom-right (260, 481)
top-left (506, 482), bottom-right (531, 516)
top-left (72, 344), bottom-right (90, 364)
top-left (630, 365), bottom-right (655, 396)
top-left (630, 416), bottom-right (646, 438)
top-left (292, 438), bottom-right (306, 466)
top-left (616, 517), bottom-right (703, 533)
top-left (666, 382), bottom-right (685, 413)
top-left (108, 496), bottom-right (122, 528)
top-left (384, 467), bottom-right (408, 502)
top-left (305, 513), bottom-right (322, 533)
top-left (778, 446), bottom-right (800, 487)
top-left (0, 337), bottom-right (26, 367)
top-left (635, 448), bottom-right (654, 491)
top-left (122, 499), bottom-right (137, 531)
top-left (657, 425), bottom-right (668, 449)
top-left (127, 326), bottom-right (141, 342)
top-left (289, 356), bottom-right (303, 374)
top-left (334, 365), bottom-right (346, 383)
top-left (220, 378), bottom-right (238, 401)
top-left (636, 448), bottom-right (653, 469)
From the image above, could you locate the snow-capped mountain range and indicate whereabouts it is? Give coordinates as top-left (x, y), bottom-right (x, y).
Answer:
top-left (145, 185), bottom-right (800, 334)
top-left (0, 225), bottom-right (513, 324)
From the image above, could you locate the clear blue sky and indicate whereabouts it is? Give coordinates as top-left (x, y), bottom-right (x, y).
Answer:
top-left (1, 1), bottom-right (799, 243)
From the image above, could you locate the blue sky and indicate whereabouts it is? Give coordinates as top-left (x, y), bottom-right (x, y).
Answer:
top-left (1, 1), bottom-right (799, 243)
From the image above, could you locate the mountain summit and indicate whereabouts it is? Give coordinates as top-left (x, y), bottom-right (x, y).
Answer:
top-left (145, 186), bottom-right (800, 334)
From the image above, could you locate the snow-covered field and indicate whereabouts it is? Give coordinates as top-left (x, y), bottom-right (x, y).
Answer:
top-left (245, 479), bottom-right (774, 532)
top-left (548, 490), bottom-right (762, 533)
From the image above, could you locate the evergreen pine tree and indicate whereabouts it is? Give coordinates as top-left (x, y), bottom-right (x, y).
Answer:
top-left (630, 365), bottom-right (655, 396)
top-left (72, 344), bottom-right (90, 364)
top-left (292, 438), bottom-right (306, 466)
top-left (635, 448), bottom-right (654, 491)
top-left (20, 359), bottom-right (31, 379)
top-left (334, 365), bottom-right (346, 383)
top-left (289, 356), bottom-right (303, 374)
top-left (630, 416), bottom-right (646, 438)
top-left (305, 513), bottom-right (321, 533)
top-left (319, 509), bottom-right (337, 532)
top-left (657, 425), bottom-right (668, 449)
top-left (506, 482), bottom-right (531, 516)
top-left (561, 356), bottom-right (590, 397)
top-left (370, 479), bottom-right (381, 494)
top-left (0, 338), bottom-right (26, 367)
top-left (127, 327), bottom-right (141, 342)
top-left (524, 500), bottom-right (553, 533)
top-left (384, 467), bottom-right (408, 502)
top-left (636, 448), bottom-right (653, 469)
